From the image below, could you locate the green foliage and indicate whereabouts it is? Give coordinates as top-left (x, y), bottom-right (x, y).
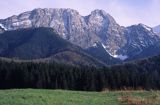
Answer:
top-left (0, 89), bottom-right (160, 105)
top-left (0, 89), bottom-right (120, 105)
top-left (0, 55), bottom-right (160, 91)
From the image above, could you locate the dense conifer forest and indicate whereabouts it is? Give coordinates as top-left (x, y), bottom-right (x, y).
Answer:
top-left (0, 55), bottom-right (160, 91)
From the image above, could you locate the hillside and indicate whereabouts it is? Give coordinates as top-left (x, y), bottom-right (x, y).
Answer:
top-left (0, 27), bottom-right (106, 67)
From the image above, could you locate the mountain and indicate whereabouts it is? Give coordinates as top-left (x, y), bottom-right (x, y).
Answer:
top-left (0, 8), bottom-right (126, 56)
top-left (153, 25), bottom-right (160, 35)
top-left (0, 8), bottom-right (160, 64)
top-left (0, 27), bottom-right (106, 67)
top-left (118, 24), bottom-right (160, 60)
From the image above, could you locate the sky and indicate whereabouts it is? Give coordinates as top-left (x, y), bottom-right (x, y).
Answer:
top-left (0, 0), bottom-right (160, 27)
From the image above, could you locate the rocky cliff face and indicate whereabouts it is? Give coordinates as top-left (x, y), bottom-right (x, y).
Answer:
top-left (0, 8), bottom-right (160, 62)
top-left (118, 24), bottom-right (160, 57)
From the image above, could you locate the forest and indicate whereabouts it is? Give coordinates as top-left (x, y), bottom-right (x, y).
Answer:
top-left (0, 55), bottom-right (160, 91)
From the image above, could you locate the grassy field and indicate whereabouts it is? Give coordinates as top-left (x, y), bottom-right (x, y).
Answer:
top-left (0, 89), bottom-right (160, 105)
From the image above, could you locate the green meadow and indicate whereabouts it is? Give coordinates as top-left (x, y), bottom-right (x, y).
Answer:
top-left (0, 89), bottom-right (160, 105)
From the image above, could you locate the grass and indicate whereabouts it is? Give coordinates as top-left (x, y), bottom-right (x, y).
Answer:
top-left (0, 89), bottom-right (160, 105)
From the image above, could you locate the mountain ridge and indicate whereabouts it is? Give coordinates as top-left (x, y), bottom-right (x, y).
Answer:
top-left (0, 8), bottom-right (160, 64)
top-left (0, 27), bottom-right (107, 67)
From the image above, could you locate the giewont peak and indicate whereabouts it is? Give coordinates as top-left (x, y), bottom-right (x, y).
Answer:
top-left (91, 9), bottom-right (108, 16)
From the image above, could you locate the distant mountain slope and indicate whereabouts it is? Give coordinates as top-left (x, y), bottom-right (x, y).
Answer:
top-left (118, 24), bottom-right (160, 60)
top-left (122, 54), bottom-right (160, 70)
top-left (0, 27), bottom-right (106, 67)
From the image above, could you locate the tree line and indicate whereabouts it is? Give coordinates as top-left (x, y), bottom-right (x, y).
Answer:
top-left (0, 56), bottom-right (160, 91)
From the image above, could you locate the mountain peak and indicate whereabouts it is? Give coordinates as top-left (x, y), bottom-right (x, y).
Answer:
top-left (128, 23), bottom-right (153, 32)
top-left (138, 23), bottom-right (152, 31)
top-left (91, 9), bottom-right (108, 16)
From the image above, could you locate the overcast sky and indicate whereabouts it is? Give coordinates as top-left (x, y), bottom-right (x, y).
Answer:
top-left (0, 0), bottom-right (160, 27)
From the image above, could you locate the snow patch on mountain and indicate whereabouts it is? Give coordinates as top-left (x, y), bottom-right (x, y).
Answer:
top-left (113, 54), bottom-right (128, 60)
top-left (0, 24), bottom-right (7, 31)
top-left (12, 20), bottom-right (32, 27)
top-left (140, 24), bottom-right (152, 31)
top-left (102, 44), bottom-right (112, 54)
top-left (92, 43), bottom-right (98, 47)
top-left (102, 43), bottom-right (128, 60)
